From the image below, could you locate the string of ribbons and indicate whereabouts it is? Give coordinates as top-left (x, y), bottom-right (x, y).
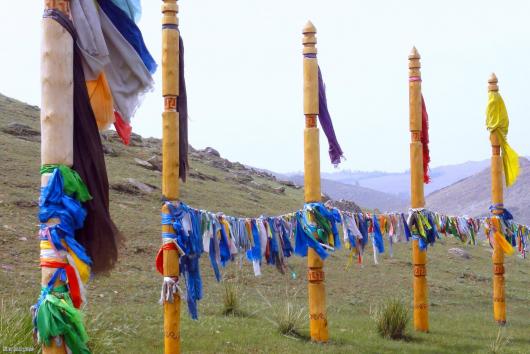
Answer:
top-left (155, 201), bottom-right (528, 320)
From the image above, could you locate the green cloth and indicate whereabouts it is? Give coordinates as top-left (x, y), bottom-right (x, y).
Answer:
top-left (41, 164), bottom-right (92, 202)
top-left (36, 286), bottom-right (91, 354)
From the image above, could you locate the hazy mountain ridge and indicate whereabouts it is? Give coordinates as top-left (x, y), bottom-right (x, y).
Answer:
top-left (287, 175), bottom-right (407, 212)
top-left (427, 158), bottom-right (530, 224)
top-left (319, 160), bottom-right (492, 197)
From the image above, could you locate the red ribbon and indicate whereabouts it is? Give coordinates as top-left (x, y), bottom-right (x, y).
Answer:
top-left (113, 111), bottom-right (132, 145)
top-left (41, 261), bottom-right (82, 309)
top-left (155, 243), bottom-right (178, 275)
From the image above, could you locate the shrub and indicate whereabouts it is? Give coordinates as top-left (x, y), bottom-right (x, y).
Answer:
top-left (222, 282), bottom-right (243, 316)
top-left (489, 327), bottom-right (510, 354)
top-left (275, 301), bottom-right (305, 337)
top-left (258, 288), bottom-right (306, 338)
top-left (371, 298), bottom-right (409, 340)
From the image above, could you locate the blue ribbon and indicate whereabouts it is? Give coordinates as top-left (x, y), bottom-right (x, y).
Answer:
top-left (246, 220), bottom-right (262, 262)
top-left (39, 169), bottom-right (92, 266)
top-left (357, 214), bottom-right (369, 247)
top-left (372, 215), bottom-right (385, 253)
top-left (279, 220), bottom-right (293, 257)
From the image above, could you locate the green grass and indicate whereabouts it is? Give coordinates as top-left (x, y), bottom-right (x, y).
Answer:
top-left (1, 94), bottom-right (529, 353)
top-left (0, 299), bottom-right (38, 350)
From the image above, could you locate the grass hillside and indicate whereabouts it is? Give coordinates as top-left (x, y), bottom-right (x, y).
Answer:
top-left (1, 94), bottom-right (529, 353)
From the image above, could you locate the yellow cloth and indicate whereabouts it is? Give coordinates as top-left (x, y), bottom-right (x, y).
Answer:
top-left (67, 247), bottom-right (91, 284)
top-left (245, 220), bottom-right (254, 247)
top-left (40, 241), bottom-right (91, 283)
top-left (486, 91), bottom-right (520, 187)
top-left (40, 240), bottom-right (52, 250)
top-left (86, 73), bottom-right (115, 131)
top-left (491, 218), bottom-right (515, 256)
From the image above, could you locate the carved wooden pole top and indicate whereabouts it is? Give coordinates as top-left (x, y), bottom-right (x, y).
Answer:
top-left (488, 73), bottom-right (499, 92)
top-left (302, 20), bottom-right (317, 55)
top-left (408, 46), bottom-right (421, 76)
top-left (162, 0), bottom-right (179, 26)
top-left (44, 0), bottom-right (71, 15)
top-left (488, 73), bottom-right (501, 148)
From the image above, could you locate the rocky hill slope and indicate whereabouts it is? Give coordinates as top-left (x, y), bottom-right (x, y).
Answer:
top-left (0, 93), bottom-right (314, 254)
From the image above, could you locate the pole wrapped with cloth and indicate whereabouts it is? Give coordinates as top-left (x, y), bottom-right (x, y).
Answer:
top-left (486, 74), bottom-right (518, 325)
top-left (36, 2), bottom-right (87, 352)
top-left (36, 0), bottom-right (157, 351)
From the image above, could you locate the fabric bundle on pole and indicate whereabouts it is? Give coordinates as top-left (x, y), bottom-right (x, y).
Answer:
top-left (486, 84), bottom-right (520, 187)
top-left (71, 0), bottom-right (157, 145)
top-left (156, 202), bottom-right (203, 319)
top-left (46, 7), bottom-right (123, 273)
top-left (294, 203), bottom-right (341, 261)
top-left (407, 209), bottom-right (437, 250)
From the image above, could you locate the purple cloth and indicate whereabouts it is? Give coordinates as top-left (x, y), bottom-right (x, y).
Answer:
top-left (317, 67), bottom-right (344, 166)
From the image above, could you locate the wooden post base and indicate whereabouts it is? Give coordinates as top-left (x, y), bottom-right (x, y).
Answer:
top-left (308, 249), bottom-right (328, 342)
top-left (493, 245), bottom-right (506, 324)
top-left (412, 239), bottom-right (429, 332)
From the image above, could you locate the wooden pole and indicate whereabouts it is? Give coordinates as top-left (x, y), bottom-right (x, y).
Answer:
top-left (488, 73), bottom-right (507, 325)
top-left (162, 1), bottom-right (181, 352)
top-left (302, 21), bottom-right (328, 343)
top-left (40, 0), bottom-right (72, 352)
top-left (408, 47), bottom-right (429, 332)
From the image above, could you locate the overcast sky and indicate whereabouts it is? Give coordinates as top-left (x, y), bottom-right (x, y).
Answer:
top-left (1, 0), bottom-right (529, 173)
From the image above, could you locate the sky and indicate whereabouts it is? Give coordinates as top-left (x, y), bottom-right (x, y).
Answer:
top-left (1, 0), bottom-right (530, 173)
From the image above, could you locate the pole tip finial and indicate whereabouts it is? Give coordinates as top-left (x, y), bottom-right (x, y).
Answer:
top-left (488, 73), bottom-right (499, 92)
top-left (409, 46), bottom-right (420, 59)
top-left (303, 20), bottom-right (316, 34)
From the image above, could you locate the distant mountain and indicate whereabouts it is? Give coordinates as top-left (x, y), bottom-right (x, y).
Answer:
top-left (320, 160), bottom-right (491, 197)
top-left (288, 175), bottom-right (407, 212)
top-left (426, 158), bottom-right (530, 224)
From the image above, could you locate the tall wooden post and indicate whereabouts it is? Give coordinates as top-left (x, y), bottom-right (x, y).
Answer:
top-left (488, 73), bottom-right (506, 325)
top-left (162, 0), bottom-right (181, 352)
top-left (302, 21), bottom-right (328, 343)
top-left (40, 0), bottom-right (72, 352)
top-left (408, 47), bottom-right (429, 332)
